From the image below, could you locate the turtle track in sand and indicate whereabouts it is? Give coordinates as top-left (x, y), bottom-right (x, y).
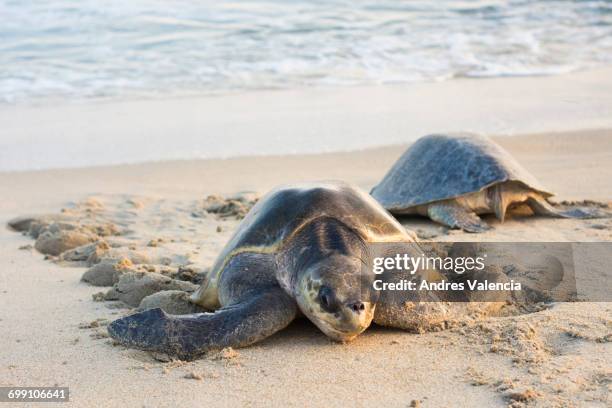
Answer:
top-left (7, 193), bottom-right (258, 314)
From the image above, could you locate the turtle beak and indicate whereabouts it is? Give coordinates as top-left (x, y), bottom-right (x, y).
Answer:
top-left (317, 301), bottom-right (375, 342)
top-left (341, 300), bottom-right (374, 335)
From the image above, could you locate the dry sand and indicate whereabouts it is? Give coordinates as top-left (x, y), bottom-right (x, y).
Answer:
top-left (1, 129), bottom-right (611, 407)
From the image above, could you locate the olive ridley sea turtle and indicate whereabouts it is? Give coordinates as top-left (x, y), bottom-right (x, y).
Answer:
top-left (371, 133), bottom-right (608, 232)
top-left (108, 182), bottom-right (505, 359)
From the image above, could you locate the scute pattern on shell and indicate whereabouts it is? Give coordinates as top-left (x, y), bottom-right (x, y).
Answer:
top-left (371, 133), bottom-right (552, 211)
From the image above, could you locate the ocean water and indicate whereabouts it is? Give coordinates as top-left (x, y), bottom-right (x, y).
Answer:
top-left (1, 0), bottom-right (612, 103)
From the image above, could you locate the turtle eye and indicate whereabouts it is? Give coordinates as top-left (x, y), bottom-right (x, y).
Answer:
top-left (318, 286), bottom-right (334, 312)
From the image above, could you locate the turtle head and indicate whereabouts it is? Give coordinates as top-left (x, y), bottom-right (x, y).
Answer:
top-left (296, 254), bottom-right (378, 342)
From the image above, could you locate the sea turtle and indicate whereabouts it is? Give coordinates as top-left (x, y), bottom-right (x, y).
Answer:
top-left (371, 133), bottom-right (607, 232)
top-left (108, 182), bottom-right (503, 359)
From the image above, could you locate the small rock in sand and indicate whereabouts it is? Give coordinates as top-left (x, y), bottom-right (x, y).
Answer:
top-left (7, 215), bottom-right (72, 234)
top-left (35, 229), bottom-right (97, 256)
top-left (139, 290), bottom-right (207, 314)
top-left (59, 241), bottom-right (110, 264)
top-left (7, 216), bottom-right (39, 232)
top-left (29, 218), bottom-right (81, 239)
top-left (81, 259), bottom-right (134, 287)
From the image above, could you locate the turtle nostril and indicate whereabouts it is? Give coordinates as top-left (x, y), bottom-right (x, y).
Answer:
top-left (349, 301), bottom-right (365, 313)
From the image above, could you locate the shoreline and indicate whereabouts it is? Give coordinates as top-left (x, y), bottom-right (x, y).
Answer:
top-left (2, 66), bottom-right (612, 172)
top-left (3, 64), bottom-right (611, 110)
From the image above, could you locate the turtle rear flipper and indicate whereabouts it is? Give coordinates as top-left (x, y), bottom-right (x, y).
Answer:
top-left (427, 201), bottom-right (491, 233)
top-left (527, 196), bottom-right (610, 219)
top-left (108, 287), bottom-right (297, 360)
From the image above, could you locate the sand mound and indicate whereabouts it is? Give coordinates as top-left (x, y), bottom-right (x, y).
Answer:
top-left (139, 290), bottom-right (207, 314)
top-left (105, 272), bottom-right (197, 307)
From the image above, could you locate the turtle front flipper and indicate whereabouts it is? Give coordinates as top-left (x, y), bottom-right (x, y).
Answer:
top-left (527, 196), bottom-right (610, 219)
top-left (108, 287), bottom-right (297, 360)
top-left (427, 201), bottom-right (491, 233)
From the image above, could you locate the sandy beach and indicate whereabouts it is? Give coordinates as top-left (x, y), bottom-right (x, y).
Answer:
top-left (2, 1), bottom-right (612, 405)
top-left (1, 125), bottom-right (611, 407)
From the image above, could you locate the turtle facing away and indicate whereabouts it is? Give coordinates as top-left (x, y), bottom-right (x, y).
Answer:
top-left (108, 182), bottom-right (505, 359)
top-left (371, 133), bottom-right (607, 232)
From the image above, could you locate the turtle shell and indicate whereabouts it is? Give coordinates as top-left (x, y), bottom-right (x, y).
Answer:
top-left (191, 181), bottom-right (414, 308)
top-left (371, 133), bottom-right (553, 212)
